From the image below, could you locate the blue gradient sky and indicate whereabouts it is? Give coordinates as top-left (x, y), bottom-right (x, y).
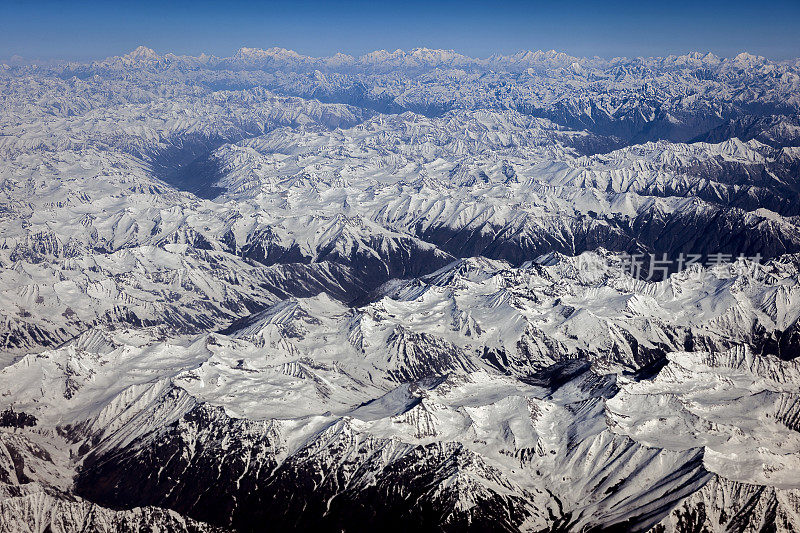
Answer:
top-left (1, 0), bottom-right (799, 61)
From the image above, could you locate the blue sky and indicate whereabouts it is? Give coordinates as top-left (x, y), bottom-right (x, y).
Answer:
top-left (1, 0), bottom-right (799, 61)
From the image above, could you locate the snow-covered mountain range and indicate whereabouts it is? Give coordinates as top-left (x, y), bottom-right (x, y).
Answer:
top-left (1, 46), bottom-right (799, 531)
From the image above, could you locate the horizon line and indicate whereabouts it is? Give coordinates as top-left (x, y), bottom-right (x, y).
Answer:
top-left (3, 44), bottom-right (798, 66)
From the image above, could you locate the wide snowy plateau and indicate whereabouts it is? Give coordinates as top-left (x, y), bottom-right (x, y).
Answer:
top-left (0, 46), bottom-right (799, 532)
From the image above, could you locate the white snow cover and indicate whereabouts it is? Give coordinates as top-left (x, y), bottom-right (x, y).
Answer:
top-left (0, 46), bottom-right (799, 531)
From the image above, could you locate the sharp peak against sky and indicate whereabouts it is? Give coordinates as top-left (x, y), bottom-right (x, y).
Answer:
top-left (7, 44), bottom-right (788, 68)
top-left (0, 0), bottom-right (799, 61)
top-left (118, 45), bottom-right (754, 60)
top-left (103, 44), bottom-right (783, 64)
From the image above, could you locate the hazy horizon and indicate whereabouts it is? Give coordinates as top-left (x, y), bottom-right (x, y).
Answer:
top-left (1, 0), bottom-right (799, 62)
top-left (2, 44), bottom-right (799, 66)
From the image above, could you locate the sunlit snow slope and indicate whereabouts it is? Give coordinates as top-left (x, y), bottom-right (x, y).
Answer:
top-left (0, 47), bottom-right (799, 532)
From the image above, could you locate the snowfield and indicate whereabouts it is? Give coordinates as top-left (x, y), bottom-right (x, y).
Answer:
top-left (0, 46), bottom-right (799, 531)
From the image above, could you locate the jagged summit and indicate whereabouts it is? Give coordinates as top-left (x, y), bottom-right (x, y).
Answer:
top-left (233, 46), bottom-right (308, 61)
top-left (111, 46), bottom-right (786, 66)
top-left (125, 45), bottom-right (159, 60)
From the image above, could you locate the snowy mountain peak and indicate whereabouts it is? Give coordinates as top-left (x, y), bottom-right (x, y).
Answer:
top-left (733, 51), bottom-right (767, 66)
top-left (126, 45), bottom-right (159, 60)
top-left (234, 46), bottom-right (306, 60)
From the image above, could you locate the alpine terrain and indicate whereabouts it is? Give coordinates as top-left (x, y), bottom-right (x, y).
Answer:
top-left (0, 46), bottom-right (799, 532)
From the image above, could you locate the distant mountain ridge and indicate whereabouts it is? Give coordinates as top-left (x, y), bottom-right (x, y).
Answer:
top-left (77, 45), bottom-right (784, 72)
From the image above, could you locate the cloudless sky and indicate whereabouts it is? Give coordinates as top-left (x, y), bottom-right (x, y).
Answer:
top-left (1, 0), bottom-right (799, 62)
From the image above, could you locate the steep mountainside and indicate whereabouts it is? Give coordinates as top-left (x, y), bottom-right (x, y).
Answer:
top-left (1, 47), bottom-right (799, 531)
